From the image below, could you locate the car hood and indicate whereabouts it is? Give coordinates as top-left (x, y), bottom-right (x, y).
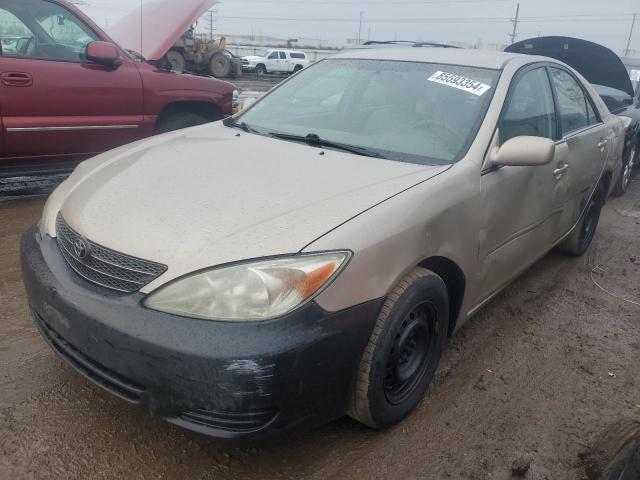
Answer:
top-left (242, 55), bottom-right (266, 61)
top-left (109, 0), bottom-right (218, 61)
top-left (53, 123), bottom-right (447, 292)
top-left (505, 36), bottom-right (636, 98)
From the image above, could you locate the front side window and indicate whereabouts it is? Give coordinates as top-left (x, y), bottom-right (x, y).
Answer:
top-left (268, 51), bottom-right (278, 59)
top-left (0, 0), bottom-right (99, 62)
top-left (550, 68), bottom-right (591, 135)
top-left (238, 59), bottom-right (500, 165)
top-left (499, 67), bottom-right (557, 145)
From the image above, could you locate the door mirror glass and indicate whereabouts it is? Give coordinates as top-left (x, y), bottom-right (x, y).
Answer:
top-left (86, 41), bottom-right (121, 67)
top-left (491, 136), bottom-right (556, 167)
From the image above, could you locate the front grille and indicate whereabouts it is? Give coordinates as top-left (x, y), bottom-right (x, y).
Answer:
top-left (33, 310), bottom-right (145, 403)
top-left (178, 407), bottom-right (279, 433)
top-left (56, 213), bottom-right (167, 293)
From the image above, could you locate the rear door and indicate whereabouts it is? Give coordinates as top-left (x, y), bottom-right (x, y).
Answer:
top-left (0, 0), bottom-right (144, 162)
top-left (548, 66), bottom-right (609, 238)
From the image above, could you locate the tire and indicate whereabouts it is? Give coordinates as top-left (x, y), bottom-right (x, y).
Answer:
top-left (165, 50), bottom-right (185, 74)
top-left (613, 143), bottom-right (637, 197)
top-left (559, 185), bottom-right (604, 256)
top-left (255, 64), bottom-right (267, 76)
top-left (209, 53), bottom-right (231, 78)
top-left (156, 112), bottom-right (209, 134)
top-left (349, 268), bottom-right (449, 429)
top-left (293, 65), bottom-right (303, 73)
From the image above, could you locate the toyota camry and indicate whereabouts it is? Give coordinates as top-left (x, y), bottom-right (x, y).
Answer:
top-left (22, 47), bottom-right (625, 439)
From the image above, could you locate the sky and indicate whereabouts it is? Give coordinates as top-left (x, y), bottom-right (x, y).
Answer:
top-left (78, 0), bottom-right (639, 54)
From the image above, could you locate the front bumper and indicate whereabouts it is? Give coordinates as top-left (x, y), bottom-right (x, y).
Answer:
top-left (21, 227), bottom-right (383, 439)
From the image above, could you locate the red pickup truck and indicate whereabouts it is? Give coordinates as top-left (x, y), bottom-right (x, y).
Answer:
top-left (0, 0), bottom-right (237, 176)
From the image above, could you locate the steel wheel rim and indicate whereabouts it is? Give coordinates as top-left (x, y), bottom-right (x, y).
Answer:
top-left (622, 145), bottom-right (637, 192)
top-left (580, 201), bottom-right (599, 251)
top-left (384, 302), bottom-right (438, 405)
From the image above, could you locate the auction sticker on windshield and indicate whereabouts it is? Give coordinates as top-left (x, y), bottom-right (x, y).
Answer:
top-left (427, 71), bottom-right (491, 96)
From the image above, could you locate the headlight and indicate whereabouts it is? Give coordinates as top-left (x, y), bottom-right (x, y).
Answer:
top-left (144, 252), bottom-right (350, 321)
top-left (232, 89), bottom-right (239, 113)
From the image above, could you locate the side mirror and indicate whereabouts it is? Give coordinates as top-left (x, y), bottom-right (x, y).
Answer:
top-left (491, 136), bottom-right (555, 167)
top-left (86, 41), bottom-right (122, 67)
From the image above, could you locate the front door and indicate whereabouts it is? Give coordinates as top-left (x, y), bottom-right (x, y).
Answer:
top-left (0, 0), bottom-right (144, 163)
top-left (479, 66), bottom-right (564, 298)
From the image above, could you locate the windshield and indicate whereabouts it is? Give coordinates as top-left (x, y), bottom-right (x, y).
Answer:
top-left (237, 59), bottom-right (499, 165)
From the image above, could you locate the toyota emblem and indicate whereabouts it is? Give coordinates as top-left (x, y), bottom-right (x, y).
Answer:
top-left (73, 238), bottom-right (91, 261)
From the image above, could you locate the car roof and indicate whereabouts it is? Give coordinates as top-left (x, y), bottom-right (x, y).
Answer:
top-left (332, 47), bottom-right (549, 70)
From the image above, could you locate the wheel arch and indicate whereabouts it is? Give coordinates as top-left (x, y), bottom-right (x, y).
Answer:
top-left (155, 101), bottom-right (223, 132)
top-left (416, 256), bottom-right (466, 336)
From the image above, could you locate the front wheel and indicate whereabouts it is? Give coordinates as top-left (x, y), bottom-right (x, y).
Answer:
top-left (613, 143), bottom-right (637, 196)
top-left (349, 268), bottom-right (449, 429)
top-left (156, 112), bottom-right (209, 134)
top-left (209, 53), bottom-right (231, 78)
top-left (255, 64), bottom-right (267, 76)
top-left (165, 50), bottom-right (185, 74)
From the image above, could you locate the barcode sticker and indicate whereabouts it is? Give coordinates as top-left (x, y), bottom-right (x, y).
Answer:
top-left (427, 71), bottom-right (491, 96)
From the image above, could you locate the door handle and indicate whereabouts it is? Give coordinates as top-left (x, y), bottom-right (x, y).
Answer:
top-left (597, 140), bottom-right (608, 150)
top-left (1, 72), bottom-right (33, 87)
top-left (553, 163), bottom-right (569, 179)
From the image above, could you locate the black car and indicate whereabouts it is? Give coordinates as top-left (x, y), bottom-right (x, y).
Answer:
top-left (507, 37), bottom-right (640, 195)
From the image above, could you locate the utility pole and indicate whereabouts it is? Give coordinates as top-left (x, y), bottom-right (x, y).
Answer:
top-left (509, 3), bottom-right (520, 45)
top-left (206, 10), bottom-right (216, 40)
top-left (625, 13), bottom-right (637, 56)
top-left (358, 11), bottom-right (364, 45)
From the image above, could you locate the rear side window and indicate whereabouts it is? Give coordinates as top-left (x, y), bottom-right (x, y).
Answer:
top-left (550, 68), bottom-right (591, 135)
top-left (290, 52), bottom-right (306, 59)
top-left (586, 99), bottom-right (599, 125)
top-left (279, 51), bottom-right (287, 59)
top-left (499, 67), bottom-right (557, 145)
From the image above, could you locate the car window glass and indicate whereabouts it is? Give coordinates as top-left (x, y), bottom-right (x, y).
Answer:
top-left (586, 98), bottom-right (599, 125)
top-left (279, 51), bottom-right (287, 59)
top-left (499, 67), bottom-right (557, 145)
top-left (550, 68), bottom-right (590, 135)
top-left (0, 0), bottom-right (98, 62)
top-left (240, 59), bottom-right (500, 166)
top-left (268, 51), bottom-right (278, 59)
top-left (0, 8), bottom-right (35, 57)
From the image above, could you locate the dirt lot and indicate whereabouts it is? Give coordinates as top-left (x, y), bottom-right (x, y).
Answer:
top-left (1, 177), bottom-right (639, 480)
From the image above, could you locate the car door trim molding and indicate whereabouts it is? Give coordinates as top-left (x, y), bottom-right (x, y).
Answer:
top-left (7, 125), bottom-right (139, 133)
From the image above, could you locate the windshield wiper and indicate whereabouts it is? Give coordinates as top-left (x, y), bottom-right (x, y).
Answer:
top-left (268, 132), bottom-right (388, 159)
top-left (223, 117), bottom-right (261, 134)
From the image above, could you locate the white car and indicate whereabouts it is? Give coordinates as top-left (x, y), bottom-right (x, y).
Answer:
top-left (241, 49), bottom-right (309, 75)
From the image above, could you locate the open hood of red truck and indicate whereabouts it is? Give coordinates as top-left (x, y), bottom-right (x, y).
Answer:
top-left (109, 0), bottom-right (218, 61)
top-left (505, 36), bottom-right (635, 98)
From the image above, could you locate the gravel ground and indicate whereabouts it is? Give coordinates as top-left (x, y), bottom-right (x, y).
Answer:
top-left (1, 176), bottom-right (639, 480)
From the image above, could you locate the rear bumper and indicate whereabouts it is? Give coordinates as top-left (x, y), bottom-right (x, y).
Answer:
top-left (21, 227), bottom-right (383, 439)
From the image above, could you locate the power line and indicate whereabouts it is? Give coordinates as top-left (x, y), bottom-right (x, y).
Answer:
top-left (230, 0), bottom-right (510, 3)
top-left (216, 14), bottom-right (638, 24)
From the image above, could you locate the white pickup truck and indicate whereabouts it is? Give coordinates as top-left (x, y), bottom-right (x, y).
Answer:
top-left (241, 49), bottom-right (310, 75)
